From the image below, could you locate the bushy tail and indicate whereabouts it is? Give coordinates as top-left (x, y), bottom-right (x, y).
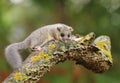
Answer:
top-left (5, 42), bottom-right (26, 69)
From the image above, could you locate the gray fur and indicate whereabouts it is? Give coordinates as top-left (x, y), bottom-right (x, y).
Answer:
top-left (5, 23), bottom-right (73, 69)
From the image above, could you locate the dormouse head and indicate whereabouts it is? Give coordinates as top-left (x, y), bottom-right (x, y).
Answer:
top-left (56, 23), bottom-right (73, 42)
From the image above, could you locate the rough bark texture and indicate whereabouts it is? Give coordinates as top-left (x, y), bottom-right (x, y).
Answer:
top-left (3, 32), bottom-right (113, 83)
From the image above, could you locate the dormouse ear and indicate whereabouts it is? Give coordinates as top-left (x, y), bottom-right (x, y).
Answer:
top-left (57, 27), bottom-right (61, 32)
top-left (69, 27), bottom-right (74, 32)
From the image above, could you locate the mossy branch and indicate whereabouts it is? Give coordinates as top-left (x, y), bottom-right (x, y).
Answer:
top-left (3, 32), bottom-right (113, 83)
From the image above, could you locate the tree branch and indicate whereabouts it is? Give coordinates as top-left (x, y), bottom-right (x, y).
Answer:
top-left (3, 32), bottom-right (113, 83)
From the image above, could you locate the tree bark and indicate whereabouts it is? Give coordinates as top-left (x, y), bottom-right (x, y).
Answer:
top-left (3, 32), bottom-right (113, 83)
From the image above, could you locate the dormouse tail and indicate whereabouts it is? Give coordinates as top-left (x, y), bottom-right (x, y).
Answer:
top-left (5, 41), bottom-right (28, 69)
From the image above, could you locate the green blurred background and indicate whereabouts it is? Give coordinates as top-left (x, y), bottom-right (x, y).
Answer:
top-left (0, 0), bottom-right (120, 83)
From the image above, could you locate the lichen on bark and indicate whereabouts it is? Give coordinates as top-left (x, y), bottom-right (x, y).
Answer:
top-left (3, 32), bottom-right (113, 83)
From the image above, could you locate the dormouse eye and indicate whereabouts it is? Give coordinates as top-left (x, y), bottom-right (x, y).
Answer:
top-left (68, 34), bottom-right (70, 37)
top-left (61, 33), bottom-right (65, 37)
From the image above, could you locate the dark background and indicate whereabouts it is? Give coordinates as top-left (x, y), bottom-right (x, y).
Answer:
top-left (0, 0), bottom-right (120, 83)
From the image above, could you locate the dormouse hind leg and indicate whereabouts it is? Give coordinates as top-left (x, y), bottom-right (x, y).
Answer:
top-left (32, 46), bottom-right (42, 51)
top-left (31, 40), bottom-right (48, 51)
top-left (30, 39), bottom-right (41, 51)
